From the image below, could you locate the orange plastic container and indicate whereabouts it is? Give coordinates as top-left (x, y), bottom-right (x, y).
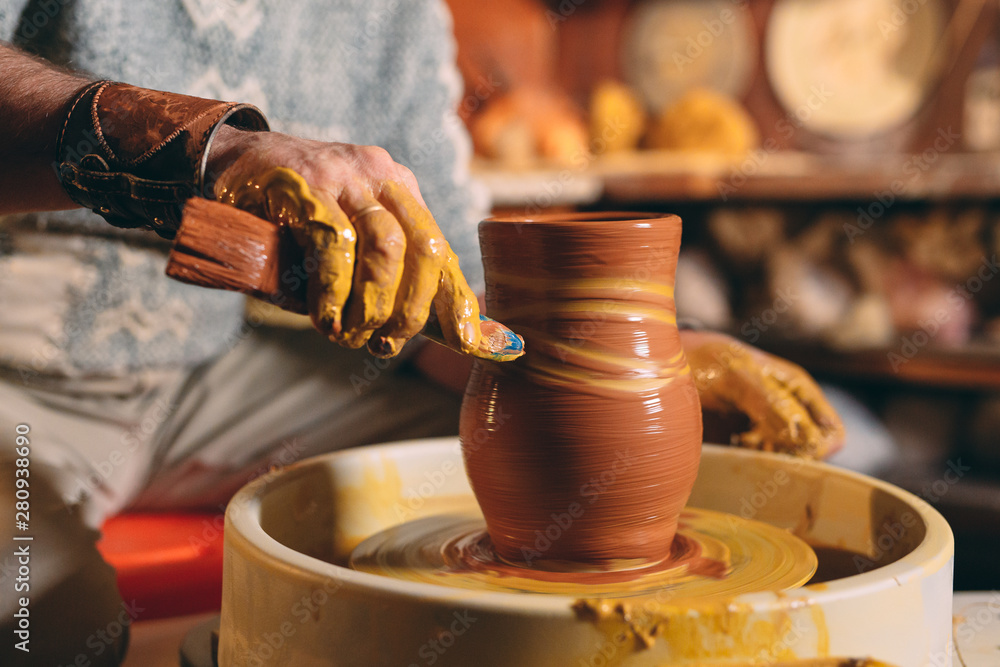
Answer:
top-left (97, 513), bottom-right (225, 619)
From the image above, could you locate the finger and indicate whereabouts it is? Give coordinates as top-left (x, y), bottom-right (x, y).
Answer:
top-left (305, 201), bottom-right (357, 339)
top-left (772, 357), bottom-right (842, 431)
top-left (260, 169), bottom-right (356, 337)
top-left (432, 245), bottom-right (482, 355)
top-left (756, 386), bottom-right (822, 455)
top-left (693, 339), bottom-right (771, 418)
top-left (338, 195), bottom-right (406, 348)
top-left (768, 357), bottom-right (846, 457)
top-left (367, 181), bottom-right (447, 357)
top-left (685, 334), bottom-right (843, 457)
top-left (736, 359), bottom-right (834, 458)
top-left (699, 343), bottom-right (816, 454)
top-left (392, 164), bottom-right (428, 209)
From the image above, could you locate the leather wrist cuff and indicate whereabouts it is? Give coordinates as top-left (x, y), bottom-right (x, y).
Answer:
top-left (55, 81), bottom-right (269, 238)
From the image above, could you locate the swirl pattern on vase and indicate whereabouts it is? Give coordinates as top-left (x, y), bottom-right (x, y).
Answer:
top-left (460, 213), bottom-right (703, 568)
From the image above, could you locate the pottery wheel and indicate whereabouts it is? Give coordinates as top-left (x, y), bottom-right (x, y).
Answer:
top-left (349, 506), bottom-right (817, 600)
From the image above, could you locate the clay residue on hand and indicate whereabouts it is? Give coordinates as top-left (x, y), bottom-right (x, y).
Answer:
top-left (213, 168), bottom-right (516, 359)
top-left (375, 181), bottom-right (481, 357)
top-left (683, 330), bottom-right (845, 459)
top-left (216, 166), bottom-right (356, 339)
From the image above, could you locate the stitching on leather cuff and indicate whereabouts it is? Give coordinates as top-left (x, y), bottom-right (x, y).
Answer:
top-left (55, 81), bottom-right (269, 239)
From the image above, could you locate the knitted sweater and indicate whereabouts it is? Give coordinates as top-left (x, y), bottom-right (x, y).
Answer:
top-left (0, 0), bottom-right (486, 376)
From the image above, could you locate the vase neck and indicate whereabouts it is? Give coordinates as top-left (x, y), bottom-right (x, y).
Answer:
top-left (478, 218), bottom-right (687, 396)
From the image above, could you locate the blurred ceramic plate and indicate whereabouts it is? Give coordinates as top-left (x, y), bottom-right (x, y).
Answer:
top-left (621, 0), bottom-right (757, 112)
top-left (766, 0), bottom-right (946, 138)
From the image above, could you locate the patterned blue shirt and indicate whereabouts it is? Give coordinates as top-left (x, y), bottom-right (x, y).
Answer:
top-left (0, 0), bottom-right (486, 375)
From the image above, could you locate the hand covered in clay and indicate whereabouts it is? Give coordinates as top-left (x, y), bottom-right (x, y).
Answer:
top-left (681, 330), bottom-right (845, 459)
top-left (208, 128), bottom-right (482, 358)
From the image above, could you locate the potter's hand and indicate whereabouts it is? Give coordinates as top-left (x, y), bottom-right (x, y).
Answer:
top-left (208, 128), bottom-right (484, 358)
top-left (681, 330), bottom-right (845, 459)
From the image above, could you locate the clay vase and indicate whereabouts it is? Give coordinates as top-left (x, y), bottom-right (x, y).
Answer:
top-left (459, 212), bottom-right (703, 568)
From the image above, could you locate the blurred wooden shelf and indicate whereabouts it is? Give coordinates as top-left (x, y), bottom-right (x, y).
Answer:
top-left (475, 152), bottom-right (1000, 392)
top-left (474, 151), bottom-right (1000, 206)
top-left (472, 159), bottom-right (603, 208)
top-left (758, 339), bottom-right (1000, 392)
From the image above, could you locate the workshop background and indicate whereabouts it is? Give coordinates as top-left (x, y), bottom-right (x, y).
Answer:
top-left (444, 0), bottom-right (1000, 592)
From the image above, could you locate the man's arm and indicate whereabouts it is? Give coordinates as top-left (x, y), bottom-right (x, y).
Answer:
top-left (0, 42), bottom-right (493, 360)
top-left (0, 43), bottom-right (88, 213)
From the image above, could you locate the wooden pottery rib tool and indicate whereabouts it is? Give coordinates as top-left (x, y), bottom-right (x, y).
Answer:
top-left (166, 197), bottom-right (524, 361)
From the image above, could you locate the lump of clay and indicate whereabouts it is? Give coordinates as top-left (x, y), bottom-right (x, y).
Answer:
top-left (588, 79), bottom-right (647, 154)
top-left (469, 89), bottom-right (590, 168)
top-left (644, 88), bottom-right (759, 154)
top-left (446, 0), bottom-right (590, 167)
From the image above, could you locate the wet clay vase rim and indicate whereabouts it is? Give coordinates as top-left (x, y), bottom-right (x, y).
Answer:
top-left (482, 211), bottom-right (671, 224)
top-left (460, 211), bottom-right (703, 568)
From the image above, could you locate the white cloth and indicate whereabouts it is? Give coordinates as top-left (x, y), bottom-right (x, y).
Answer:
top-left (0, 325), bottom-right (463, 666)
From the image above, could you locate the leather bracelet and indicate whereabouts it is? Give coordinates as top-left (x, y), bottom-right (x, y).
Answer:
top-left (55, 81), bottom-right (269, 238)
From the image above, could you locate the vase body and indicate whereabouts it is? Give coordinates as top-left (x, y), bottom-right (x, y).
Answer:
top-left (459, 212), bottom-right (702, 567)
